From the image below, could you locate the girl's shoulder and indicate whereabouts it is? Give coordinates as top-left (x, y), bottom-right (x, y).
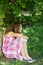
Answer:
top-left (5, 31), bottom-right (15, 37)
top-left (5, 32), bottom-right (23, 38)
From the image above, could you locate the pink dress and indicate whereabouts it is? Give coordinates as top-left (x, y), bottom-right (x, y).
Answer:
top-left (2, 36), bottom-right (27, 61)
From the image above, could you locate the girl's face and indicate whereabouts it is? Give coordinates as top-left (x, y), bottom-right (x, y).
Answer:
top-left (19, 24), bottom-right (22, 32)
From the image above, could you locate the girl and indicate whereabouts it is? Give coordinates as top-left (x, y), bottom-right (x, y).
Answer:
top-left (2, 22), bottom-right (36, 63)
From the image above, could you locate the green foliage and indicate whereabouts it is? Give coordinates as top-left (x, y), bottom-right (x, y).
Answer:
top-left (0, 0), bottom-right (43, 59)
top-left (23, 26), bottom-right (43, 59)
top-left (0, 0), bottom-right (43, 26)
top-left (0, 0), bottom-right (43, 65)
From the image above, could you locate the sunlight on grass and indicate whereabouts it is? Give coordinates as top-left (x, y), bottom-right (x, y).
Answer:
top-left (0, 62), bottom-right (6, 65)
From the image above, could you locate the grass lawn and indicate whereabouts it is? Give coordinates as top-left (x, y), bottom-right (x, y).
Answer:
top-left (0, 56), bottom-right (43, 65)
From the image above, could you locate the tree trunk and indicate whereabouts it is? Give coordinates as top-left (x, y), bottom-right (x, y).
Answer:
top-left (0, 28), bottom-right (3, 57)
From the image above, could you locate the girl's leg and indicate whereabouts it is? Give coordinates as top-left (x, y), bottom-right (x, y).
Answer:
top-left (23, 42), bottom-right (32, 59)
top-left (20, 41), bottom-right (32, 59)
top-left (20, 43), bottom-right (27, 59)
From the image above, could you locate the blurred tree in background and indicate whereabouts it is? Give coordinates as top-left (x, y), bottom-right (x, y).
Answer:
top-left (0, 0), bottom-right (43, 59)
top-left (0, 0), bottom-right (43, 27)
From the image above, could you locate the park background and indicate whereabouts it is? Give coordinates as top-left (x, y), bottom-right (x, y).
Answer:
top-left (0, 0), bottom-right (43, 65)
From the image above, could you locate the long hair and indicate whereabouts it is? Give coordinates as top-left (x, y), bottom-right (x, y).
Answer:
top-left (5, 22), bottom-right (22, 34)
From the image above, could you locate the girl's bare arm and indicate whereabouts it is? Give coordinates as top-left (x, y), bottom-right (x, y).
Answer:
top-left (14, 33), bottom-right (23, 37)
top-left (14, 33), bottom-right (29, 39)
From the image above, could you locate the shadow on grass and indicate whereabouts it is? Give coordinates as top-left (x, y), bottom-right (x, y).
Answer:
top-left (0, 57), bottom-right (43, 65)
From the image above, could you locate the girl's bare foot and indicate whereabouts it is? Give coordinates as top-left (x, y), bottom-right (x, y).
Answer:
top-left (22, 56), bottom-right (32, 60)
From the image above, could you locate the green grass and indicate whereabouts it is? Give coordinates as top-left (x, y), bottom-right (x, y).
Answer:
top-left (23, 26), bottom-right (43, 58)
top-left (0, 57), bottom-right (43, 65)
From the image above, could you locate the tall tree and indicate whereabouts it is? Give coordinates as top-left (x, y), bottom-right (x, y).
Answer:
top-left (0, 0), bottom-right (43, 26)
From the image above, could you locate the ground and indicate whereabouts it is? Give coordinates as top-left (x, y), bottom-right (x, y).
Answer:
top-left (0, 57), bottom-right (43, 65)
